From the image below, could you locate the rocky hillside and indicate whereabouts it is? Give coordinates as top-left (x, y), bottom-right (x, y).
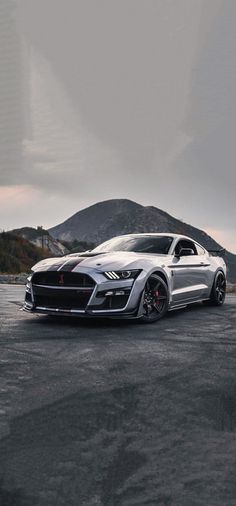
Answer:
top-left (49, 199), bottom-right (236, 282)
top-left (11, 227), bottom-right (69, 256)
top-left (0, 232), bottom-right (49, 274)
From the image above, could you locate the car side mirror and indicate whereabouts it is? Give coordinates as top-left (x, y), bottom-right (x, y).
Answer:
top-left (176, 248), bottom-right (195, 257)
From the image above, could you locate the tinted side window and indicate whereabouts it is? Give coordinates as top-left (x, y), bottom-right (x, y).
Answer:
top-left (175, 240), bottom-right (197, 255)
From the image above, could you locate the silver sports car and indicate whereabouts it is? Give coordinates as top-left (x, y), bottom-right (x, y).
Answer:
top-left (24, 233), bottom-right (227, 323)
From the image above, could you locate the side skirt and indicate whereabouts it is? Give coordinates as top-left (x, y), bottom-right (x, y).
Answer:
top-left (168, 297), bottom-right (210, 311)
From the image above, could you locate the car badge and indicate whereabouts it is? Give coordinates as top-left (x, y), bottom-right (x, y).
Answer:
top-left (59, 274), bottom-right (64, 285)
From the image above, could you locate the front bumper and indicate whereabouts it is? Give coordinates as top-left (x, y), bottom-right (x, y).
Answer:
top-left (23, 304), bottom-right (140, 319)
top-left (23, 269), bottom-right (147, 319)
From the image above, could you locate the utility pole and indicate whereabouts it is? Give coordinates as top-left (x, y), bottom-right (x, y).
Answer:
top-left (37, 226), bottom-right (44, 250)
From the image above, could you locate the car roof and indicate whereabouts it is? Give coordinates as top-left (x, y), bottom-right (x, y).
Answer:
top-left (113, 233), bottom-right (194, 241)
top-left (112, 234), bottom-right (207, 252)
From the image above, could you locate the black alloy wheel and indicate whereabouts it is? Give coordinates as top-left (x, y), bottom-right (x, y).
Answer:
top-left (141, 274), bottom-right (169, 323)
top-left (209, 271), bottom-right (226, 306)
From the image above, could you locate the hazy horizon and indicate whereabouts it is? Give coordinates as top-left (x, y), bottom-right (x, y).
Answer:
top-left (1, 0), bottom-right (236, 253)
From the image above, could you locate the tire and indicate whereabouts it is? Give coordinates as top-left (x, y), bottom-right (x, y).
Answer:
top-left (207, 271), bottom-right (226, 306)
top-left (140, 274), bottom-right (169, 323)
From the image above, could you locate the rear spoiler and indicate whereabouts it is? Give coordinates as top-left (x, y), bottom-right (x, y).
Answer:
top-left (207, 248), bottom-right (226, 257)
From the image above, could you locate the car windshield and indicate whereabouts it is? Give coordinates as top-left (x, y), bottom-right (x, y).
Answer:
top-left (92, 235), bottom-right (173, 254)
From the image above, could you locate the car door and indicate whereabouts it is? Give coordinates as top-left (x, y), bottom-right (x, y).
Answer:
top-left (170, 239), bottom-right (210, 303)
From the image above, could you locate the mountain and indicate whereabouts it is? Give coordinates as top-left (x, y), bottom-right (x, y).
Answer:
top-left (48, 199), bottom-right (223, 248)
top-left (49, 200), bottom-right (142, 243)
top-left (11, 227), bottom-right (69, 256)
top-left (0, 232), bottom-right (49, 274)
top-left (49, 199), bottom-right (236, 282)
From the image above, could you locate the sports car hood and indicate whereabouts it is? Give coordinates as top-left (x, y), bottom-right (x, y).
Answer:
top-left (31, 251), bottom-right (170, 273)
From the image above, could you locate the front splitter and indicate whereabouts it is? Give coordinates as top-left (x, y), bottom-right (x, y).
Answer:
top-left (23, 304), bottom-right (140, 320)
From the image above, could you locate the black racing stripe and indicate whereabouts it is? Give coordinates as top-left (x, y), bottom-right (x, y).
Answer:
top-left (45, 258), bottom-right (86, 272)
top-left (60, 259), bottom-right (86, 271)
top-left (47, 261), bottom-right (67, 271)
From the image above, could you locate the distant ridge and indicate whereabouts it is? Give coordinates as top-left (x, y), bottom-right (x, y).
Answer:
top-left (49, 199), bottom-right (236, 282)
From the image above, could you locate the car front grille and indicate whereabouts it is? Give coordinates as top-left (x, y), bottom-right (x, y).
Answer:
top-left (32, 271), bottom-right (95, 288)
top-left (31, 271), bottom-right (95, 310)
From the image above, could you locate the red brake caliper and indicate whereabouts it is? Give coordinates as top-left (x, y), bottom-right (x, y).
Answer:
top-left (155, 290), bottom-right (160, 305)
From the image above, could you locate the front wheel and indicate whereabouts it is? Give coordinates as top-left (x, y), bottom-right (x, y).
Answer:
top-left (207, 271), bottom-right (226, 306)
top-left (140, 274), bottom-right (169, 323)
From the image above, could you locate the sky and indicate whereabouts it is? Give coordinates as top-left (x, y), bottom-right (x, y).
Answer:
top-left (0, 0), bottom-right (236, 252)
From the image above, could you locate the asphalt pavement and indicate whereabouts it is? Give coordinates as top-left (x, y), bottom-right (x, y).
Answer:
top-left (0, 284), bottom-right (236, 506)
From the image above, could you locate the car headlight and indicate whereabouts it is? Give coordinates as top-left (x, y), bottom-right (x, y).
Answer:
top-left (25, 274), bottom-right (33, 292)
top-left (103, 270), bottom-right (141, 280)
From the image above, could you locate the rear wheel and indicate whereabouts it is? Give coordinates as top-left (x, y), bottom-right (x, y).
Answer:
top-left (206, 271), bottom-right (226, 306)
top-left (140, 274), bottom-right (169, 323)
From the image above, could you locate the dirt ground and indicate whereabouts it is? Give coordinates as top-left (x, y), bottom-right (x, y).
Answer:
top-left (0, 284), bottom-right (236, 506)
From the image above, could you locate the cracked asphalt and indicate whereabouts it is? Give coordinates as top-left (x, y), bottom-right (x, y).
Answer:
top-left (0, 284), bottom-right (236, 506)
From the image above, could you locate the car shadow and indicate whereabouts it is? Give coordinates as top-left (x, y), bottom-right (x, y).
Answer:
top-left (23, 313), bottom-right (137, 328)
top-left (21, 301), bottom-right (211, 331)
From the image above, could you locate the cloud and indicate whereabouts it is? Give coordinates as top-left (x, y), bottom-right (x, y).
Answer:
top-left (1, 0), bottom-right (236, 252)
top-left (205, 228), bottom-right (236, 253)
top-left (0, 0), bottom-right (28, 185)
top-left (170, 0), bottom-right (236, 230)
top-left (0, 185), bottom-right (85, 230)
top-left (13, 1), bottom-right (203, 205)
top-left (0, 185), bottom-right (37, 206)
top-left (23, 142), bottom-right (55, 164)
top-left (14, 49), bottom-right (124, 201)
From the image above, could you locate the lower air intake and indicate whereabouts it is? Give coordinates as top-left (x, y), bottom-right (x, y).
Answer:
top-left (33, 286), bottom-right (93, 310)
